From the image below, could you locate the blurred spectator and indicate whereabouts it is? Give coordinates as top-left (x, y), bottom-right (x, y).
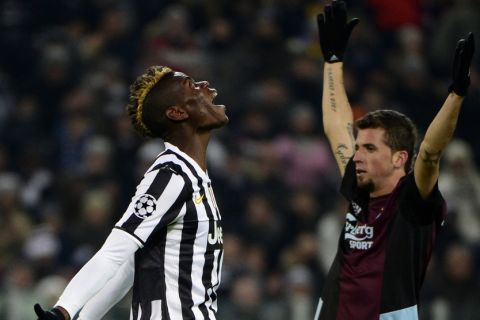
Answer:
top-left (0, 1), bottom-right (478, 318)
top-left (0, 262), bottom-right (37, 320)
top-left (439, 139), bottom-right (480, 245)
top-left (0, 174), bottom-right (32, 274)
top-left (427, 243), bottom-right (480, 320)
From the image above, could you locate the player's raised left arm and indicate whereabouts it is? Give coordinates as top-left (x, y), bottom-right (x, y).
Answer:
top-left (414, 33), bottom-right (475, 199)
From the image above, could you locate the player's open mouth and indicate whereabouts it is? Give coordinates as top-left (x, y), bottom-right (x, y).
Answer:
top-left (356, 169), bottom-right (366, 176)
top-left (210, 89), bottom-right (226, 109)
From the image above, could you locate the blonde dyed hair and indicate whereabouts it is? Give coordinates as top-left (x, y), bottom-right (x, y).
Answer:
top-left (126, 66), bottom-right (172, 137)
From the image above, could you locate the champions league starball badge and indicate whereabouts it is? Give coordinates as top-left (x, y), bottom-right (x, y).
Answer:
top-left (133, 194), bottom-right (157, 219)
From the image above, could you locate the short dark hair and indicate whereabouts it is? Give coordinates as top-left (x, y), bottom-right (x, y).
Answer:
top-left (126, 66), bottom-right (174, 138)
top-left (355, 110), bottom-right (417, 171)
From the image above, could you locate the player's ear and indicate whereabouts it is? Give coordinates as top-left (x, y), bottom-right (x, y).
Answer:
top-left (393, 150), bottom-right (408, 169)
top-left (165, 106), bottom-right (188, 121)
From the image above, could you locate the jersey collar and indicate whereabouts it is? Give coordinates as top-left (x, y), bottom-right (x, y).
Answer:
top-left (164, 142), bottom-right (211, 182)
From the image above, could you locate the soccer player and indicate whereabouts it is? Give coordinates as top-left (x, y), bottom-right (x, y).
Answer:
top-left (315, 1), bottom-right (475, 320)
top-left (34, 66), bottom-right (229, 320)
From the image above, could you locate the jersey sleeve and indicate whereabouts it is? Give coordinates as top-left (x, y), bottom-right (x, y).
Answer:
top-left (78, 256), bottom-right (134, 320)
top-left (115, 166), bottom-right (187, 246)
top-left (340, 158), bottom-right (356, 201)
top-left (397, 173), bottom-right (447, 226)
top-left (55, 229), bottom-right (139, 317)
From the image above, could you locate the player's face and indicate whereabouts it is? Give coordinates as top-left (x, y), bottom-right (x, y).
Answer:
top-left (353, 128), bottom-right (397, 193)
top-left (172, 72), bottom-right (229, 130)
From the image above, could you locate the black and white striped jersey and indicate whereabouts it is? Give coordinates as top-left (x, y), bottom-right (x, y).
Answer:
top-left (114, 142), bottom-right (224, 320)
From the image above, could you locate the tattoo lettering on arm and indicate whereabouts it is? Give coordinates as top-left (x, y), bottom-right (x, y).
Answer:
top-left (327, 67), bottom-right (336, 112)
top-left (420, 149), bottom-right (441, 166)
top-left (335, 143), bottom-right (350, 166)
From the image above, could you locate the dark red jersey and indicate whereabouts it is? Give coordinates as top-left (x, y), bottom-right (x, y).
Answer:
top-left (316, 160), bottom-right (446, 320)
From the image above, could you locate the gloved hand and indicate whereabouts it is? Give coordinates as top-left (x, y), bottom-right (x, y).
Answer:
top-left (449, 32), bottom-right (475, 96)
top-left (34, 304), bottom-right (67, 320)
top-left (317, 0), bottom-right (359, 63)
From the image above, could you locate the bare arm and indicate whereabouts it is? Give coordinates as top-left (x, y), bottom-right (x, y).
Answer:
top-left (415, 33), bottom-right (475, 198)
top-left (317, 1), bottom-right (358, 177)
top-left (414, 93), bottom-right (464, 198)
top-left (322, 62), bottom-right (355, 176)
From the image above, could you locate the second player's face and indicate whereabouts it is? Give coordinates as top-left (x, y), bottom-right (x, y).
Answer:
top-left (173, 72), bottom-right (229, 130)
top-left (353, 128), bottom-right (396, 193)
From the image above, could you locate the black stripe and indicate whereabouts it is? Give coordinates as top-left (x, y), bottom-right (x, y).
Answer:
top-left (120, 215), bottom-right (145, 236)
top-left (145, 152), bottom-right (198, 319)
top-left (121, 169), bottom-right (174, 234)
top-left (146, 168), bottom-right (175, 200)
top-left (140, 301), bottom-right (152, 320)
top-left (114, 226), bottom-right (145, 245)
top-left (132, 302), bottom-right (139, 320)
top-left (131, 170), bottom-right (190, 319)
top-left (160, 152), bottom-right (201, 319)
top-left (150, 183), bottom-right (191, 320)
top-left (164, 150), bottom-right (220, 320)
top-left (179, 199), bottom-right (197, 319)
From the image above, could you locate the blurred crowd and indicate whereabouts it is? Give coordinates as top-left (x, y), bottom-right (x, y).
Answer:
top-left (1, 0), bottom-right (480, 319)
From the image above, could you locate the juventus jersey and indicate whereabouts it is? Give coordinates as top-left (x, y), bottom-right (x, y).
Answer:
top-left (316, 159), bottom-right (446, 320)
top-left (115, 142), bottom-right (223, 320)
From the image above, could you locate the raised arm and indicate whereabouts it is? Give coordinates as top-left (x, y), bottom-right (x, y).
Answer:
top-left (317, 1), bottom-right (359, 176)
top-left (414, 33), bottom-right (475, 198)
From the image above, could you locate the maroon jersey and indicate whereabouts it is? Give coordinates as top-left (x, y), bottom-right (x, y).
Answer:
top-left (316, 160), bottom-right (446, 320)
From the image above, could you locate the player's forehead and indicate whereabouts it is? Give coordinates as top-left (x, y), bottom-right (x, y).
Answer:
top-left (356, 128), bottom-right (388, 146)
top-left (171, 71), bottom-right (194, 83)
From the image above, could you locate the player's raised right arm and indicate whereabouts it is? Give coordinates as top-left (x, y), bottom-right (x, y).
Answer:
top-left (322, 63), bottom-right (355, 176)
top-left (317, 1), bottom-right (358, 177)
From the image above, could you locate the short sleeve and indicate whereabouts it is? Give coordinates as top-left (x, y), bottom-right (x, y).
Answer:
top-left (397, 173), bottom-right (447, 226)
top-left (340, 158), bottom-right (357, 201)
top-left (115, 168), bottom-right (187, 245)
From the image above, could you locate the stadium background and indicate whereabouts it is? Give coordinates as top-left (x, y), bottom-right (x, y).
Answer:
top-left (0, 0), bottom-right (479, 319)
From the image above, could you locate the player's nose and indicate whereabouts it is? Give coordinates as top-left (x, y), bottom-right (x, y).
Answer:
top-left (353, 150), bottom-right (363, 162)
top-left (197, 81), bottom-right (209, 88)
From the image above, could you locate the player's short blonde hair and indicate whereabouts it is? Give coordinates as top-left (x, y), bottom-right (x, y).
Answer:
top-left (126, 66), bottom-right (172, 137)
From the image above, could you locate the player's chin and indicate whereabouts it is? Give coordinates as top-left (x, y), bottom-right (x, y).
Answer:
top-left (200, 117), bottom-right (229, 131)
top-left (212, 105), bottom-right (229, 125)
top-left (357, 179), bottom-right (374, 193)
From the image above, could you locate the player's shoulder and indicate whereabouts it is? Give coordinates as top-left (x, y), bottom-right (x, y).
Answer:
top-left (148, 155), bottom-right (184, 176)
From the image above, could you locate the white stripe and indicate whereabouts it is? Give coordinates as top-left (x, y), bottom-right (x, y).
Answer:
top-left (211, 249), bottom-right (224, 312)
top-left (314, 297), bottom-right (323, 320)
top-left (134, 173), bottom-right (185, 243)
top-left (191, 221), bottom-right (209, 320)
top-left (205, 185), bottom-right (220, 220)
top-left (379, 305), bottom-right (418, 320)
top-left (137, 303), bottom-right (142, 320)
top-left (151, 300), bottom-right (162, 319)
top-left (164, 206), bottom-right (186, 319)
top-left (208, 247), bottom-right (221, 313)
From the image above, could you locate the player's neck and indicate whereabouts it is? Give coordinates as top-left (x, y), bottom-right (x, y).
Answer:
top-left (370, 170), bottom-right (406, 198)
top-left (168, 133), bottom-right (210, 171)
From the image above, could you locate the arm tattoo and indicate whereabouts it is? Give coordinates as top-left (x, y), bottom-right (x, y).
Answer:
top-left (347, 122), bottom-right (355, 147)
top-left (327, 67), bottom-right (336, 112)
top-left (335, 143), bottom-right (350, 166)
top-left (421, 150), bottom-right (441, 166)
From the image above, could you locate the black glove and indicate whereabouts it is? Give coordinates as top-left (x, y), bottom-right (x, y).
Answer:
top-left (449, 32), bottom-right (475, 96)
top-left (34, 304), bottom-right (66, 320)
top-left (317, 0), bottom-right (359, 63)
